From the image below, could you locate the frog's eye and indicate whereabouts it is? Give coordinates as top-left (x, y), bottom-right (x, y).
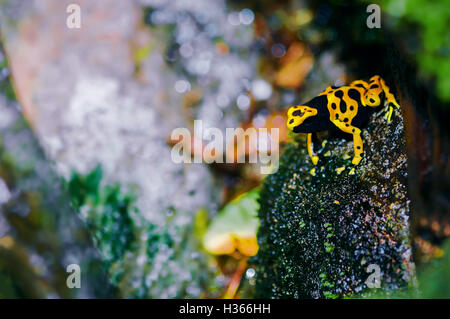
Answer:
top-left (292, 110), bottom-right (305, 117)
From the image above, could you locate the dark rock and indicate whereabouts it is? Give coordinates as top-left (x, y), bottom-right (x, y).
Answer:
top-left (253, 106), bottom-right (415, 298)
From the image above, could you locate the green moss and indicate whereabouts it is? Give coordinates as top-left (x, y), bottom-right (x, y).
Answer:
top-left (65, 166), bottom-right (220, 298)
top-left (65, 165), bottom-right (136, 285)
top-left (253, 106), bottom-right (415, 298)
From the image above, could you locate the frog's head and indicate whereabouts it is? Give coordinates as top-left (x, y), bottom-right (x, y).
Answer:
top-left (286, 105), bottom-right (318, 132)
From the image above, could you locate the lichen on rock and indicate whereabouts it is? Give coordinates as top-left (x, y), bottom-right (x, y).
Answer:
top-left (253, 105), bottom-right (415, 298)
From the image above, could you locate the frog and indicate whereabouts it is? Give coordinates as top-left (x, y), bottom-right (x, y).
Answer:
top-left (286, 75), bottom-right (400, 165)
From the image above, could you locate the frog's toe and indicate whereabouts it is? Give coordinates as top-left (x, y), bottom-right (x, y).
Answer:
top-left (388, 101), bottom-right (400, 109)
top-left (352, 156), bottom-right (362, 165)
top-left (312, 155), bottom-right (319, 165)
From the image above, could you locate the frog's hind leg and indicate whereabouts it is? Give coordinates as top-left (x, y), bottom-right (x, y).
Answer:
top-left (350, 79), bottom-right (369, 90)
top-left (349, 80), bottom-right (370, 106)
top-left (307, 133), bottom-right (319, 165)
top-left (331, 120), bottom-right (363, 165)
top-left (378, 77), bottom-right (400, 122)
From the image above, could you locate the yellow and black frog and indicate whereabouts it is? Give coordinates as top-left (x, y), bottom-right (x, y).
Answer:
top-left (287, 75), bottom-right (400, 165)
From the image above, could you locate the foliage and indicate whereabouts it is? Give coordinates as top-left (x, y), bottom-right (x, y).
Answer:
top-left (416, 239), bottom-right (450, 298)
top-left (66, 166), bottom-right (136, 271)
top-left (65, 165), bottom-right (220, 298)
top-left (380, 0), bottom-right (450, 103)
top-left (203, 188), bottom-right (260, 257)
top-left (201, 188), bottom-right (261, 298)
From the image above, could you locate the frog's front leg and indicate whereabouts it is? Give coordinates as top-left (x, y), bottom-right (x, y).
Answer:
top-left (378, 77), bottom-right (400, 122)
top-left (368, 75), bottom-right (400, 123)
top-left (331, 120), bottom-right (363, 165)
top-left (307, 133), bottom-right (319, 165)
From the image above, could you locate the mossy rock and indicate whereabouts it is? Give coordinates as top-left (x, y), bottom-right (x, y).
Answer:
top-left (253, 106), bottom-right (415, 298)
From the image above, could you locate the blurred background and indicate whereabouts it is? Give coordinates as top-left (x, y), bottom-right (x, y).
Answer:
top-left (0, 0), bottom-right (448, 298)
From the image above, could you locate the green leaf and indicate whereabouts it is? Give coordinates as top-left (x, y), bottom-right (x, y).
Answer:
top-left (203, 188), bottom-right (260, 256)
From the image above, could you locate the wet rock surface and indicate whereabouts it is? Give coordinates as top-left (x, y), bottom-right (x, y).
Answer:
top-left (253, 106), bottom-right (415, 298)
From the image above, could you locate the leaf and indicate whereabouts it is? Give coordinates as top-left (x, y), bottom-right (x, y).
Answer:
top-left (203, 188), bottom-right (260, 256)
